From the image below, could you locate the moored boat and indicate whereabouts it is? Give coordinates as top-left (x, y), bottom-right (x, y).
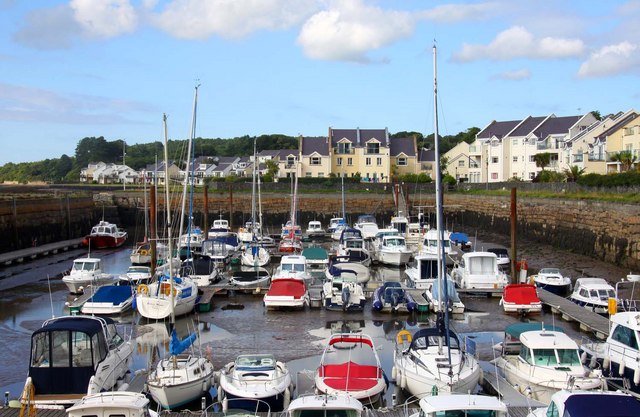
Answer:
top-left (263, 278), bottom-right (310, 310)
top-left (530, 267), bottom-right (572, 296)
top-left (371, 281), bottom-right (417, 313)
top-left (500, 283), bottom-right (542, 315)
top-left (82, 220), bottom-right (128, 249)
top-left (62, 256), bottom-right (115, 294)
top-left (20, 315), bottom-right (133, 409)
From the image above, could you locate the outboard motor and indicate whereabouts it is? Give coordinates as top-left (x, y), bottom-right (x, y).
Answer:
top-left (390, 291), bottom-right (400, 308)
top-left (341, 286), bottom-right (351, 310)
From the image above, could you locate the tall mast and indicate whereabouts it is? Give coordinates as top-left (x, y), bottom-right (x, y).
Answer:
top-left (251, 137), bottom-right (257, 236)
top-left (162, 113), bottom-right (175, 324)
top-left (178, 83), bottom-right (200, 254)
top-left (433, 43), bottom-right (451, 361)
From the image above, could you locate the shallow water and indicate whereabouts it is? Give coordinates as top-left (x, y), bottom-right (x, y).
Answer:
top-left (0, 234), bottom-right (623, 408)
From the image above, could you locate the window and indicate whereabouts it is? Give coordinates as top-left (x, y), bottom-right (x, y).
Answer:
top-left (366, 157), bottom-right (372, 166)
top-left (310, 156), bottom-right (321, 165)
top-left (347, 157), bottom-right (353, 166)
top-left (513, 156), bottom-right (518, 162)
top-left (317, 172), bottom-right (324, 178)
top-left (337, 142), bottom-right (351, 154)
top-left (491, 172), bottom-right (498, 180)
top-left (611, 325), bottom-right (639, 349)
top-left (513, 138), bottom-right (519, 146)
top-left (492, 157), bottom-right (498, 163)
top-left (305, 172), bottom-right (312, 177)
top-left (337, 157), bottom-right (342, 166)
top-left (287, 156), bottom-right (296, 166)
top-left (366, 142), bottom-right (380, 154)
top-left (376, 157), bottom-right (382, 166)
top-left (529, 155), bottom-right (536, 162)
top-left (458, 160), bottom-right (465, 167)
top-left (397, 157), bottom-right (407, 166)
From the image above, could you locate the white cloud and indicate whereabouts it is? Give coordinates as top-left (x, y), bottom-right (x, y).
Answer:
top-left (13, 5), bottom-right (83, 49)
top-left (150, 0), bottom-right (318, 39)
top-left (70, 0), bottom-right (138, 38)
top-left (578, 41), bottom-right (640, 78)
top-left (0, 83), bottom-right (154, 124)
top-left (419, 2), bottom-right (499, 23)
top-left (494, 68), bottom-right (531, 80)
top-left (297, 0), bottom-right (415, 62)
top-left (453, 26), bottom-right (585, 62)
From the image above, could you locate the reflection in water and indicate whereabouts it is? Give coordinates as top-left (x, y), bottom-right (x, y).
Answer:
top-left (325, 319), bottom-right (366, 334)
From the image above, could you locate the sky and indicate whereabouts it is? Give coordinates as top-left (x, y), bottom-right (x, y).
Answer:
top-left (1, 0), bottom-right (639, 166)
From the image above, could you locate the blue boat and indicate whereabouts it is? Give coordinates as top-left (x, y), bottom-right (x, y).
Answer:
top-left (81, 284), bottom-right (135, 315)
top-left (371, 281), bottom-right (417, 313)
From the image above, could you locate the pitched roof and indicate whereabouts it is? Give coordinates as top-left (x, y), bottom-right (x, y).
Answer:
top-left (330, 128), bottom-right (389, 147)
top-left (390, 137), bottom-right (416, 157)
top-left (477, 120), bottom-right (521, 139)
top-left (418, 148), bottom-right (436, 162)
top-left (596, 111), bottom-right (640, 141)
top-left (301, 136), bottom-right (329, 156)
top-left (535, 115), bottom-right (582, 138)
top-left (510, 116), bottom-right (547, 136)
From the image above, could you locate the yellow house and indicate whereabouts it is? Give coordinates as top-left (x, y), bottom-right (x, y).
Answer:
top-left (300, 136), bottom-right (331, 178)
top-left (329, 128), bottom-right (391, 181)
top-left (602, 111), bottom-right (640, 173)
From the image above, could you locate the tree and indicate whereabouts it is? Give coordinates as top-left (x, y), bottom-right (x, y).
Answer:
top-left (563, 165), bottom-right (586, 182)
top-left (265, 159), bottom-right (279, 179)
top-left (533, 153), bottom-right (551, 170)
top-left (610, 151), bottom-right (636, 172)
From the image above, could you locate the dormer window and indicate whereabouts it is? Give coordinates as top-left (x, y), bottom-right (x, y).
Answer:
top-left (366, 142), bottom-right (380, 154)
top-left (337, 142), bottom-right (351, 154)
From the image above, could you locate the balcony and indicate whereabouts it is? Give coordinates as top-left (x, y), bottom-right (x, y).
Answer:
top-left (333, 147), bottom-right (354, 155)
top-left (572, 154), bottom-right (584, 163)
top-left (588, 153), bottom-right (605, 162)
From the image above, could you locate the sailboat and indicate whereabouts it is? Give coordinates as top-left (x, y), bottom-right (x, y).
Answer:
top-left (146, 88), bottom-right (215, 409)
top-left (391, 44), bottom-right (481, 398)
top-left (241, 138), bottom-right (271, 267)
top-left (279, 165), bottom-right (303, 253)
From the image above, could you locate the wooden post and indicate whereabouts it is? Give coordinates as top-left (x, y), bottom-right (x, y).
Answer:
top-left (510, 187), bottom-right (517, 282)
top-left (149, 184), bottom-right (157, 275)
top-left (204, 184), bottom-right (209, 240)
top-left (228, 184), bottom-right (233, 230)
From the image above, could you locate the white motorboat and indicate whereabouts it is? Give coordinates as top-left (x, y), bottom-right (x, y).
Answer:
top-left (263, 278), bottom-right (310, 310)
top-left (272, 255), bottom-right (312, 281)
top-left (322, 270), bottom-right (366, 311)
top-left (135, 275), bottom-right (198, 320)
top-left (419, 229), bottom-right (454, 264)
top-left (530, 267), bottom-right (572, 296)
top-left (487, 247), bottom-right (510, 267)
top-left (491, 328), bottom-right (604, 404)
top-left (20, 315), bottom-right (133, 409)
top-left (284, 393), bottom-right (364, 417)
top-left (451, 251), bottom-right (509, 290)
top-left (118, 265), bottom-right (153, 285)
top-left (580, 311), bottom-right (640, 395)
top-left (62, 256), bottom-right (115, 294)
top-left (353, 214), bottom-right (379, 240)
top-left (424, 278), bottom-right (465, 314)
top-left (371, 234), bottom-right (412, 266)
top-left (209, 217), bottom-right (231, 237)
top-left (177, 226), bottom-right (205, 260)
top-left (409, 394), bottom-right (508, 417)
top-left (302, 247), bottom-right (329, 271)
top-left (327, 217), bottom-right (345, 235)
top-left (392, 327), bottom-right (481, 397)
top-left (81, 284), bottom-right (135, 315)
top-left (335, 227), bottom-right (371, 266)
top-left (569, 277), bottom-right (617, 314)
top-left (315, 333), bottom-right (387, 407)
top-left (404, 253), bottom-right (438, 289)
top-left (67, 391), bottom-right (158, 417)
top-left (217, 353), bottom-right (293, 412)
top-left (306, 220), bottom-right (326, 238)
top-left (527, 389), bottom-right (640, 417)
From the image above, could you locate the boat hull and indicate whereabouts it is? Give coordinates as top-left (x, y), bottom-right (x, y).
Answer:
top-left (147, 357), bottom-right (214, 410)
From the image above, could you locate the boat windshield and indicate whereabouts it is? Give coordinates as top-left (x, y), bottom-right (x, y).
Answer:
top-left (294, 410), bottom-right (361, 417)
top-left (384, 238), bottom-right (405, 247)
top-left (73, 261), bottom-right (98, 272)
top-left (591, 288), bottom-right (615, 300)
top-left (419, 410), bottom-right (504, 417)
top-left (281, 263), bottom-right (305, 272)
top-left (235, 354), bottom-right (275, 371)
top-left (522, 348), bottom-right (581, 366)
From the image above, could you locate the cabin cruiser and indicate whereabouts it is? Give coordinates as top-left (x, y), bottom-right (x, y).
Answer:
top-left (217, 353), bottom-right (293, 412)
top-left (451, 251), bottom-right (509, 290)
top-left (531, 267), bottom-right (572, 296)
top-left (491, 328), bottom-right (604, 404)
top-left (62, 256), bottom-right (115, 294)
top-left (20, 315), bottom-right (133, 409)
top-left (569, 277), bottom-right (617, 314)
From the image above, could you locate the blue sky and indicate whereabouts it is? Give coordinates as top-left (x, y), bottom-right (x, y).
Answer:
top-left (1, 0), bottom-right (639, 165)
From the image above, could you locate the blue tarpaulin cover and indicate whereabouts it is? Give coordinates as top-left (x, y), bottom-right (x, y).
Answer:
top-left (169, 328), bottom-right (197, 356)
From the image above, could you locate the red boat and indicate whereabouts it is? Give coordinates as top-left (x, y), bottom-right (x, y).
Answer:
top-left (500, 283), bottom-right (542, 315)
top-left (263, 278), bottom-right (309, 310)
top-left (82, 220), bottom-right (128, 249)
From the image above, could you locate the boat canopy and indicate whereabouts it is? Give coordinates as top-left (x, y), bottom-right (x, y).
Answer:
top-left (563, 393), bottom-right (640, 417)
top-left (410, 328), bottom-right (461, 351)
